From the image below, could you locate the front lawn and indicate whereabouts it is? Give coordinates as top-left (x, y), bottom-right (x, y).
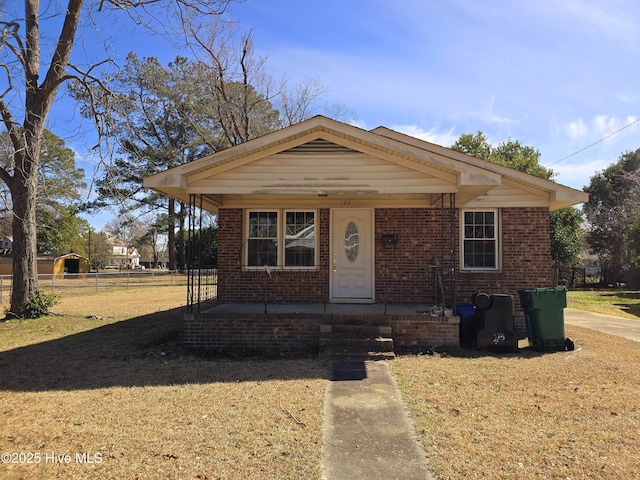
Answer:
top-left (2, 286), bottom-right (639, 479)
top-left (0, 287), bottom-right (327, 480)
top-left (393, 325), bottom-right (640, 479)
top-left (567, 289), bottom-right (640, 319)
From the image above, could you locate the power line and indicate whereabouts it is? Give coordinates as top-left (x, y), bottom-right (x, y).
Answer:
top-left (546, 117), bottom-right (640, 167)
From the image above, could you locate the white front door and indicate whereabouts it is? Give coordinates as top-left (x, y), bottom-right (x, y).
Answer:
top-left (331, 209), bottom-right (374, 301)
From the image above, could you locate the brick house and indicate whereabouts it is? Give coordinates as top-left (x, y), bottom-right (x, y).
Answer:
top-left (144, 116), bottom-right (588, 355)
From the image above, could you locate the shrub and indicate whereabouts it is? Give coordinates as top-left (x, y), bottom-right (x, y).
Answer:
top-left (25, 291), bottom-right (60, 318)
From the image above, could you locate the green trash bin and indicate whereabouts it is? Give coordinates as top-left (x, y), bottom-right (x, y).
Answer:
top-left (517, 287), bottom-right (575, 351)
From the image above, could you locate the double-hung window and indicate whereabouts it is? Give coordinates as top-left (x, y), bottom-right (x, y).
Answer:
top-left (284, 211), bottom-right (316, 267)
top-left (247, 211), bottom-right (278, 267)
top-left (246, 210), bottom-right (316, 268)
top-left (462, 209), bottom-right (499, 270)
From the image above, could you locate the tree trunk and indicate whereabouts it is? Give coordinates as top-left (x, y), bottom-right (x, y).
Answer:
top-left (4, 0), bottom-right (84, 316)
top-left (9, 151), bottom-right (39, 317)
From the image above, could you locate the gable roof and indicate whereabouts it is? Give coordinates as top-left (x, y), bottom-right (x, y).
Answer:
top-left (143, 115), bottom-right (588, 211)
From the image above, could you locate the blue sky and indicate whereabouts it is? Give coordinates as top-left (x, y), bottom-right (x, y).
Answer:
top-left (223, 0), bottom-right (640, 191)
top-left (5, 1), bottom-right (640, 228)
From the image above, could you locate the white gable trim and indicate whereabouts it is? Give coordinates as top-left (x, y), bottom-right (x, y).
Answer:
top-left (143, 116), bottom-right (588, 212)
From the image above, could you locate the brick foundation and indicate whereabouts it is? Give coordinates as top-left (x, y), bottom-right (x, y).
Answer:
top-left (184, 312), bottom-right (460, 356)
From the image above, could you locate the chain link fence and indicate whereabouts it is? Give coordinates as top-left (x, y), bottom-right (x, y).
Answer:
top-left (0, 270), bottom-right (195, 303)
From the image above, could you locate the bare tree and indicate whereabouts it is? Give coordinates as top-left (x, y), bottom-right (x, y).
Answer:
top-left (186, 19), bottom-right (281, 146)
top-left (278, 77), bottom-right (328, 127)
top-left (187, 17), bottom-right (351, 139)
top-left (0, 0), bottom-right (233, 317)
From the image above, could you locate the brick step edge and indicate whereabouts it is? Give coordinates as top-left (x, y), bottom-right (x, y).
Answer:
top-left (320, 324), bottom-right (392, 336)
top-left (319, 337), bottom-right (394, 349)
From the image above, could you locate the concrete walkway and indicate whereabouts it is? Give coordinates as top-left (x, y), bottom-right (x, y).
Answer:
top-left (321, 360), bottom-right (435, 480)
top-left (320, 308), bottom-right (639, 480)
top-left (564, 308), bottom-right (640, 342)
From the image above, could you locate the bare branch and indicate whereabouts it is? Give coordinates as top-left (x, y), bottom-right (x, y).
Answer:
top-left (0, 21), bottom-right (27, 67)
top-left (278, 77), bottom-right (329, 127)
top-left (39, 0), bottom-right (84, 99)
top-left (0, 63), bottom-right (16, 100)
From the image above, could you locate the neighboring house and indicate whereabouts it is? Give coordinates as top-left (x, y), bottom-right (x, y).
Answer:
top-left (105, 238), bottom-right (141, 269)
top-left (581, 250), bottom-right (601, 281)
top-left (144, 116), bottom-right (588, 354)
top-left (138, 243), bottom-right (169, 269)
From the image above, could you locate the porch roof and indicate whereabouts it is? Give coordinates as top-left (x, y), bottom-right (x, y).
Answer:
top-left (143, 116), bottom-right (588, 211)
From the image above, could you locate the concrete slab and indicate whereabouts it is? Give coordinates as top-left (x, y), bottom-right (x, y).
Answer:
top-left (203, 302), bottom-right (450, 316)
top-left (564, 308), bottom-right (640, 342)
top-left (322, 361), bottom-right (435, 480)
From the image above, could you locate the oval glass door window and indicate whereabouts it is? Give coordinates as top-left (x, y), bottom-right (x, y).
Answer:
top-left (344, 222), bottom-right (360, 262)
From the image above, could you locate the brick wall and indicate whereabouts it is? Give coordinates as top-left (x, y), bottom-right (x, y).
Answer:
top-left (456, 207), bottom-right (553, 333)
top-left (375, 207), bottom-right (553, 333)
top-left (215, 206), bottom-right (552, 336)
top-left (375, 208), bottom-right (449, 303)
top-left (183, 312), bottom-right (460, 355)
top-left (217, 208), bottom-right (330, 303)
top-left (183, 313), bottom-right (322, 356)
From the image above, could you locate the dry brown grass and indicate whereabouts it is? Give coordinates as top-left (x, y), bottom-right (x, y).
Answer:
top-left (3, 286), bottom-right (640, 479)
top-left (392, 326), bottom-right (640, 480)
top-left (0, 287), bottom-right (327, 480)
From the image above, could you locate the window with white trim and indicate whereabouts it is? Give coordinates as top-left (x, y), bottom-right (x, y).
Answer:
top-left (246, 210), bottom-right (317, 268)
top-left (284, 211), bottom-right (316, 267)
top-left (462, 209), bottom-right (498, 270)
top-left (247, 211), bottom-right (278, 267)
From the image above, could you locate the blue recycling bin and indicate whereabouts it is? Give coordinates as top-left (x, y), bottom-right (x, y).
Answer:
top-left (456, 303), bottom-right (476, 348)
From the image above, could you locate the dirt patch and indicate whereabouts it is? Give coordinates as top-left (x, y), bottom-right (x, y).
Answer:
top-left (392, 325), bottom-right (640, 479)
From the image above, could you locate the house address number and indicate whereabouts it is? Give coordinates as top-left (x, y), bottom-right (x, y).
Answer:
top-left (340, 200), bottom-right (351, 206)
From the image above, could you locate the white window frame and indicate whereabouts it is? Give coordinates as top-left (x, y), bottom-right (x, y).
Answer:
top-left (244, 209), bottom-right (318, 270)
top-left (245, 210), bottom-right (279, 269)
top-left (460, 208), bottom-right (500, 272)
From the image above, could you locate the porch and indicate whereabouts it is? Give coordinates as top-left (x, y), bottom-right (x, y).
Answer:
top-left (183, 302), bottom-right (460, 357)
top-left (202, 302), bottom-right (453, 316)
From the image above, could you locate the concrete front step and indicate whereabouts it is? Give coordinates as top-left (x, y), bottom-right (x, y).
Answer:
top-left (319, 323), bottom-right (395, 360)
top-left (319, 336), bottom-right (394, 349)
top-left (320, 324), bottom-right (392, 336)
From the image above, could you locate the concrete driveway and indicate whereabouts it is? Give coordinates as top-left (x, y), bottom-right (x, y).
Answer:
top-left (564, 308), bottom-right (640, 342)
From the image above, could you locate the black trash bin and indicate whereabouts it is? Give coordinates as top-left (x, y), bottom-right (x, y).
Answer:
top-left (473, 293), bottom-right (519, 351)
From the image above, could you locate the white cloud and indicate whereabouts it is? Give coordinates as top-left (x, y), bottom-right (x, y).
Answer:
top-left (348, 118), bottom-right (368, 130)
top-left (392, 124), bottom-right (458, 148)
top-left (566, 118), bottom-right (588, 141)
top-left (564, 115), bottom-right (640, 144)
top-left (617, 94), bottom-right (640, 103)
top-left (553, 158), bottom-right (612, 190)
top-left (593, 115), bottom-right (621, 137)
